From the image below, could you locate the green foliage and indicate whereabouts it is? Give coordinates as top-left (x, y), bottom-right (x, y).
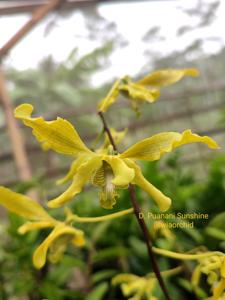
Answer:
top-left (86, 282), bottom-right (108, 300)
top-left (2, 151), bottom-right (224, 299)
top-left (0, 3), bottom-right (224, 299)
top-left (196, 156), bottom-right (225, 216)
top-left (6, 42), bottom-right (113, 114)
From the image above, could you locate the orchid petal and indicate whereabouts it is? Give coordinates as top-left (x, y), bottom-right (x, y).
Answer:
top-left (103, 156), bottom-right (135, 186)
top-left (125, 160), bottom-right (171, 211)
top-left (120, 130), bottom-right (219, 161)
top-left (33, 223), bottom-right (85, 269)
top-left (14, 104), bottom-right (91, 156)
top-left (56, 156), bottom-right (87, 185)
top-left (0, 187), bottom-right (53, 221)
top-left (18, 221), bottom-right (55, 234)
top-left (119, 82), bottom-right (160, 103)
top-left (137, 68), bottom-right (199, 87)
top-left (212, 278), bottom-right (225, 300)
top-left (48, 157), bottom-right (102, 208)
top-left (191, 265), bottom-right (202, 287)
top-left (98, 79), bottom-right (121, 113)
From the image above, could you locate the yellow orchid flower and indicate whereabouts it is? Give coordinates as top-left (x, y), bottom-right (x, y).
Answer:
top-left (57, 127), bottom-right (127, 185)
top-left (0, 186), bottom-right (85, 269)
top-left (112, 267), bottom-right (182, 300)
top-left (192, 253), bottom-right (225, 300)
top-left (14, 103), bottom-right (219, 211)
top-left (98, 68), bottom-right (199, 113)
top-left (153, 247), bottom-right (225, 300)
top-left (112, 273), bottom-right (158, 300)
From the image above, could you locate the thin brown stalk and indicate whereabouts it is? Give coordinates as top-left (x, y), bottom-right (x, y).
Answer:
top-left (98, 111), bottom-right (172, 300)
top-left (0, 69), bottom-right (32, 181)
top-left (0, 69), bottom-right (37, 200)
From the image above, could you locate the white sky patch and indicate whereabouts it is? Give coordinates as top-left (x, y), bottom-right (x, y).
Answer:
top-left (0, 0), bottom-right (223, 86)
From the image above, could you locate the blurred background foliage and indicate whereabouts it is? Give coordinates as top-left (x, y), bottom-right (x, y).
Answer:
top-left (0, 0), bottom-right (225, 299)
top-left (1, 153), bottom-right (225, 299)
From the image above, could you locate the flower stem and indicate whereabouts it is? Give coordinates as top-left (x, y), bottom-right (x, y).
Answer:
top-left (128, 184), bottom-right (172, 300)
top-left (147, 266), bottom-right (183, 278)
top-left (153, 247), bottom-right (223, 260)
top-left (98, 111), bottom-right (117, 151)
top-left (70, 208), bottom-right (134, 223)
top-left (98, 111), bottom-right (172, 300)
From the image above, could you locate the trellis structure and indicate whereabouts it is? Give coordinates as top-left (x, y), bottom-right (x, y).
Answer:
top-left (0, 0), bottom-right (224, 192)
top-left (0, 76), bottom-right (224, 187)
top-left (0, 0), bottom-right (109, 186)
top-left (0, 0), bottom-right (108, 16)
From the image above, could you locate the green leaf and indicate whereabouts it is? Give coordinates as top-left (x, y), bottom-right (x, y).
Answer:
top-left (86, 282), bottom-right (108, 300)
top-left (205, 227), bottom-right (225, 240)
top-left (92, 269), bottom-right (118, 284)
top-left (61, 255), bottom-right (86, 269)
top-left (92, 221), bottom-right (111, 243)
top-left (209, 212), bottom-right (225, 230)
top-left (129, 236), bottom-right (147, 257)
top-left (40, 282), bottom-right (64, 300)
top-left (93, 246), bottom-right (130, 263)
top-left (178, 278), bottom-right (207, 298)
top-left (177, 278), bottom-right (192, 292)
top-left (180, 226), bottom-right (203, 243)
top-left (14, 177), bottom-right (41, 194)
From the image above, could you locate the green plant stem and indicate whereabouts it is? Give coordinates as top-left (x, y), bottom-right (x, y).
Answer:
top-left (153, 247), bottom-right (223, 260)
top-left (147, 266), bottom-right (183, 278)
top-left (70, 208), bottom-right (134, 223)
top-left (98, 111), bottom-right (172, 300)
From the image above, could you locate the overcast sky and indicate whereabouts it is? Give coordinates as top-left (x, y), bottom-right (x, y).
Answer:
top-left (0, 0), bottom-right (224, 85)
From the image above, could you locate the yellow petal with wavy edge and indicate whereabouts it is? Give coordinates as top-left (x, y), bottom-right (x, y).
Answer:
top-left (120, 130), bottom-right (219, 161)
top-left (48, 156), bottom-right (102, 208)
top-left (137, 68), bottom-right (199, 87)
top-left (18, 221), bottom-right (56, 235)
top-left (14, 104), bottom-right (91, 156)
top-left (98, 79), bottom-right (121, 112)
top-left (33, 224), bottom-right (85, 269)
top-left (119, 82), bottom-right (160, 103)
top-left (57, 156), bottom-right (87, 185)
top-left (125, 160), bottom-right (171, 211)
top-left (0, 186), bottom-right (53, 221)
top-left (103, 156), bottom-right (135, 186)
top-left (48, 229), bottom-right (85, 264)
